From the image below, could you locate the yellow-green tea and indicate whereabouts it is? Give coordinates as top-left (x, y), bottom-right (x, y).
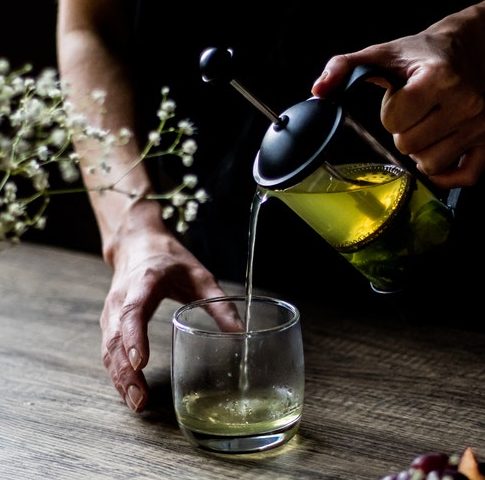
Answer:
top-left (177, 387), bottom-right (302, 436)
top-left (269, 163), bottom-right (452, 292)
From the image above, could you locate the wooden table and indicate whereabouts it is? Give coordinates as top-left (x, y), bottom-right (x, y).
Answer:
top-left (1, 243), bottom-right (484, 479)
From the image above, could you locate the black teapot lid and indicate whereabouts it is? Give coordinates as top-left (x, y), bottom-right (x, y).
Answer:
top-left (253, 97), bottom-right (343, 189)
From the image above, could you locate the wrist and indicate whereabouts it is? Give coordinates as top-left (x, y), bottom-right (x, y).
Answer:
top-left (102, 198), bottom-right (168, 268)
top-left (423, 2), bottom-right (485, 88)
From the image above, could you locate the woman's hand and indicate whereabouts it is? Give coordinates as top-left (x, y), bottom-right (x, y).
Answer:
top-left (100, 201), bottom-right (240, 412)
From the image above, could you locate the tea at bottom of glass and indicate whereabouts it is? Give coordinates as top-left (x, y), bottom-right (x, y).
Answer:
top-left (171, 295), bottom-right (304, 453)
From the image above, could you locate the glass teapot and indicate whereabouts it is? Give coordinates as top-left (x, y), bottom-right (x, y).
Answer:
top-left (200, 48), bottom-right (458, 294)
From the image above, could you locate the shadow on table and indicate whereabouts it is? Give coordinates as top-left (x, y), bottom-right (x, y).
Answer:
top-left (139, 370), bottom-right (178, 429)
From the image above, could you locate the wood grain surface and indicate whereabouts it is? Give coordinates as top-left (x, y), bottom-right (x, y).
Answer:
top-left (1, 243), bottom-right (484, 480)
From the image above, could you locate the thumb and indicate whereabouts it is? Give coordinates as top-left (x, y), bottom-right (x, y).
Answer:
top-left (311, 54), bottom-right (357, 97)
top-left (311, 47), bottom-right (395, 98)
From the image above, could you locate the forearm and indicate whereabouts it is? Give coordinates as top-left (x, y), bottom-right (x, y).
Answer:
top-left (56, 0), bottom-right (164, 265)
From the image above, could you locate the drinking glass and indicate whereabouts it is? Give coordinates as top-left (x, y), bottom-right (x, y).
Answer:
top-left (171, 295), bottom-right (304, 453)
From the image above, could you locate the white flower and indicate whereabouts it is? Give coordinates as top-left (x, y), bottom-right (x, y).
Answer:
top-left (183, 174), bottom-right (197, 189)
top-left (119, 128), bottom-right (132, 141)
top-left (37, 145), bottom-right (49, 161)
top-left (194, 189), bottom-right (209, 203)
top-left (4, 182), bottom-right (17, 201)
top-left (157, 109), bottom-right (170, 121)
top-left (8, 202), bottom-right (25, 217)
top-left (35, 216), bottom-right (46, 230)
top-left (148, 131), bottom-right (161, 145)
top-left (162, 205), bottom-right (174, 219)
top-left (0, 58), bottom-right (10, 75)
top-left (184, 201), bottom-right (198, 222)
top-left (49, 128), bottom-right (67, 147)
top-left (182, 154), bottom-right (193, 167)
top-left (160, 99), bottom-right (176, 113)
top-left (181, 139), bottom-right (197, 155)
top-left (33, 171), bottom-right (49, 191)
top-left (59, 160), bottom-right (80, 183)
top-left (176, 219), bottom-right (188, 233)
top-left (24, 160), bottom-right (40, 177)
top-left (178, 119), bottom-right (195, 136)
top-left (172, 192), bottom-right (187, 207)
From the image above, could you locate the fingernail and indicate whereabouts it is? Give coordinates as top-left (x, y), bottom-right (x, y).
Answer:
top-left (127, 384), bottom-right (144, 411)
top-left (128, 347), bottom-right (142, 370)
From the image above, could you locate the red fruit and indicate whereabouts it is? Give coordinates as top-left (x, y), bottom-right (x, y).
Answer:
top-left (411, 452), bottom-right (455, 474)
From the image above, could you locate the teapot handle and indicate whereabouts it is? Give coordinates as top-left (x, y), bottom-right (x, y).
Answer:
top-left (338, 64), bottom-right (405, 98)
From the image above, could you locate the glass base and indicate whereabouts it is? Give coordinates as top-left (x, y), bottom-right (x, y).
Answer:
top-left (179, 419), bottom-right (300, 454)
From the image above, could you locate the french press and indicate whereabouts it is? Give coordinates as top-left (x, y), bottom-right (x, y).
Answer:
top-left (200, 47), bottom-right (457, 294)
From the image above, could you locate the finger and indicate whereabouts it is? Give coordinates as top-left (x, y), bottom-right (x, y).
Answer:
top-left (101, 317), bottom-right (149, 412)
top-left (193, 276), bottom-right (245, 331)
top-left (101, 291), bottom-right (150, 412)
top-left (204, 299), bottom-right (244, 332)
top-left (381, 65), bottom-right (465, 134)
top-left (410, 130), bottom-right (464, 176)
top-left (119, 271), bottom-right (163, 372)
top-left (426, 147), bottom-right (485, 189)
top-left (165, 262), bottom-right (244, 331)
top-left (311, 55), bottom-right (355, 97)
top-left (408, 108), bottom-right (485, 176)
top-left (311, 44), bottom-right (398, 98)
top-left (392, 88), bottom-right (484, 155)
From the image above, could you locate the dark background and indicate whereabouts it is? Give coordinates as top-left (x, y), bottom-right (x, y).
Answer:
top-left (1, 1), bottom-right (483, 324)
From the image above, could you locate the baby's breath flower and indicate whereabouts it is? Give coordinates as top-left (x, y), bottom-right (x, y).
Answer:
top-left (59, 160), bottom-right (80, 183)
top-left (183, 174), bottom-right (198, 189)
top-left (0, 59), bottom-right (209, 243)
top-left (35, 216), bottom-right (46, 230)
top-left (178, 119), bottom-right (195, 136)
top-left (181, 139), bottom-right (197, 155)
top-left (172, 192), bottom-right (187, 207)
top-left (0, 59), bottom-right (10, 75)
top-left (157, 109), bottom-right (170, 121)
top-left (148, 131), bottom-right (161, 145)
top-left (37, 145), bottom-right (49, 161)
top-left (194, 189), bottom-right (209, 203)
top-left (184, 200), bottom-right (198, 222)
top-left (160, 99), bottom-right (176, 113)
top-left (8, 202), bottom-right (25, 217)
top-left (24, 160), bottom-right (40, 177)
top-left (49, 128), bottom-right (67, 147)
top-left (176, 219), bottom-right (189, 234)
top-left (162, 205), bottom-right (174, 219)
top-left (33, 171), bottom-right (49, 191)
top-left (181, 154), bottom-right (194, 167)
top-left (4, 182), bottom-right (17, 201)
top-left (118, 127), bottom-right (132, 142)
